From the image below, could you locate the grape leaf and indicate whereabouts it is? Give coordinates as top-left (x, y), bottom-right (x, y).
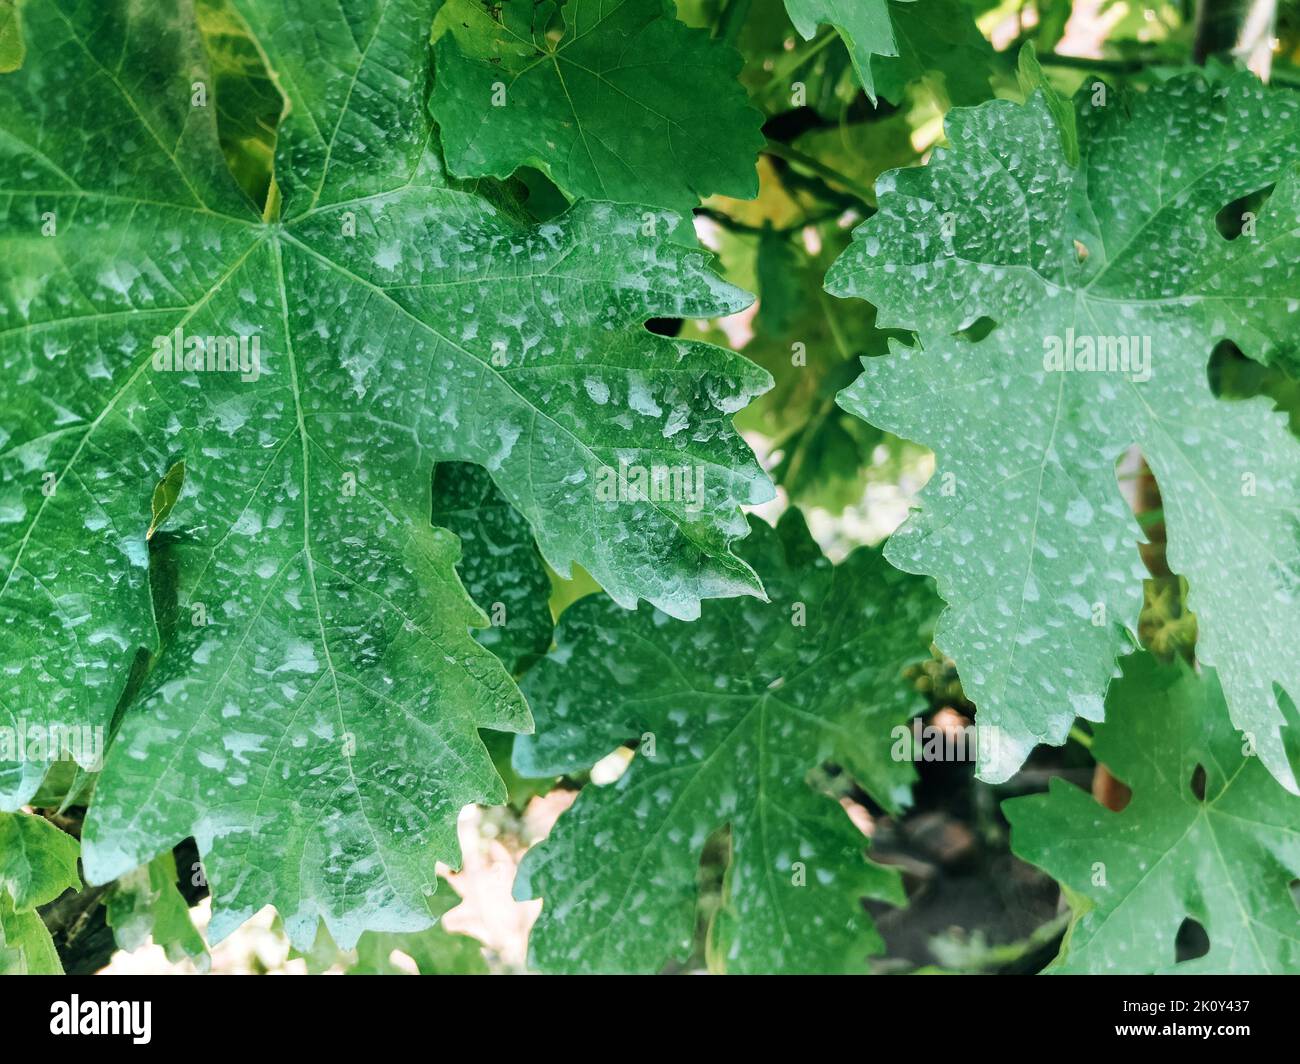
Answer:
top-left (430, 0), bottom-right (765, 213)
top-left (0, 809), bottom-right (79, 911)
top-left (756, 225), bottom-right (803, 337)
top-left (2, 0), bottom-right (771, 948)
top-left (870, 0), bottom-right (993, 108)
top-left (431, 461), bottom-right (554, 677)
top-left (0, 0), bottom-right (22, 73)
top-left (0, 902), bottom-right (62, 973)
top-left (1006, 653), bottom-right (1300, 974)
top-left (105, 852), bottom-right (208, 968)
top-left (296, 884), bottom-right (487, 974)
top-left (831, 75), bottom-right (1300, 791)
top-left (431, 461), bottom-right (559, 803)
top-left (784, 0), bottom-right (992, 106)
top-left (1016, 41), bottom-right (1077, 167)
top-left (194, 0), bottom-right (283, 208)
top-left (0, 811), bottom-right (79, 974)
top-left (513, 510), bottom-right (937, 973)
top-left (735, 249), bottom-right (904, 514)
top-left (783, 0), bottom-right (902, 103)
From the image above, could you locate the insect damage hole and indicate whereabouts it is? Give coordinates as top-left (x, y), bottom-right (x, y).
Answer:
top-left (1174, 916), bottom-right (1210, 963)
top-left (953, 316), bottom-right (997, 343)
top-left (645, 317), bottom-right (684, 338)
top-left (1214, 184), bottom-right (1274, 241)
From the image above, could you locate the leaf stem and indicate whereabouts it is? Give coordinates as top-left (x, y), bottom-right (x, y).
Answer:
top-left (262, 175), bottom-right (281, 223)
top-left (1035, 52), bottom-right (1145, 73)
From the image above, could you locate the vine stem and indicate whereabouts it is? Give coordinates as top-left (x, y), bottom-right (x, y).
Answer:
top-left (695, 206), bottom-right (842, 237)
top-left (1036, 52), bottom-right (1144, 73)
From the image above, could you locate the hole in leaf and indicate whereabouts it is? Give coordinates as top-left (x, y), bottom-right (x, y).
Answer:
top-left (1115, 446), bottom-right (1176, 583)
top-left (1174, 917), bottom-right (1210, 963)
top-left (679, 823), bottom-right (732, 974)
top-left (954, 316), bottom-right (996, 342)
top-left (1206, 339), bottom-right (1247, 397)
top-left (1290, 879), bottom-right (1300, 912)
top-left (1114, 445), bottom-right (1162, 529)
top-left (1189, 763), bottom-right (1207, 802)
top-left (196, 0), bottom-right (286, 212)
top-left (1093, 765), bottom-right (1132, 812)
top-left (646, 317), bottom-right (684, 338)
top-left (386, 948), bottom-right (420, 975)
top-left (1208, 339), bottom-right (1300, 437)
top-left (1215, 184), bottom-right (1274, 240)
top-left (515, 167), bottom-right (568, 221)
top-left (1278, 684), bottom-right (1300, 767)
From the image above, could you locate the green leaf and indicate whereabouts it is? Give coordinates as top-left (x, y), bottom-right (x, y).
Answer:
top-left (783, 0), bottom-right (901, 103)
top-left (481, 726), bottom-right (555, 807)
top-left (147, 461), bottom-right (185, 542)
top-left (0, 810), bottom-right (79, 911)
top-left (295, 885), bottom-right (487, 974)
top-left (105, 852), bottom-right (208, 968)
top-left (431, 461), bottom-right (554, 677)
top-left (348, 921), bottom-right (487, 974)
top-left (792, 111), bottom-right (921, 208)
top-left (725, 217), bottom-right (912, 514)
top-left (0, 902), bottom-right (62, 973)
top-left (0, 811), bottom-right (78, 974)
top-left (430, 464), bottom-right (562, 805)
top-left (741, 273), bottom-right (900, 514)
top-left (784, 0), bottom-right (992, 106)
top-left (831, 75), bottom-right (1300, 791)
top-left (1016, 41), bottom-right (1078, 167)
top-left (430, 0), bottom-right (765, 213)
top-left (513, 510), bottom-right (937, 973)
top-left (871, 0), bottom-right (993, 108)
top-left (2, 0), bottom-right (771, 948)
top-left (194, 0), bottom-right (284, 209)
top-left (0, 0), bottom-right (23, 73)
top-left (756, 225), bottom-right (803, 337)
top-left (1006, 653), bottom-right (1300, 974)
